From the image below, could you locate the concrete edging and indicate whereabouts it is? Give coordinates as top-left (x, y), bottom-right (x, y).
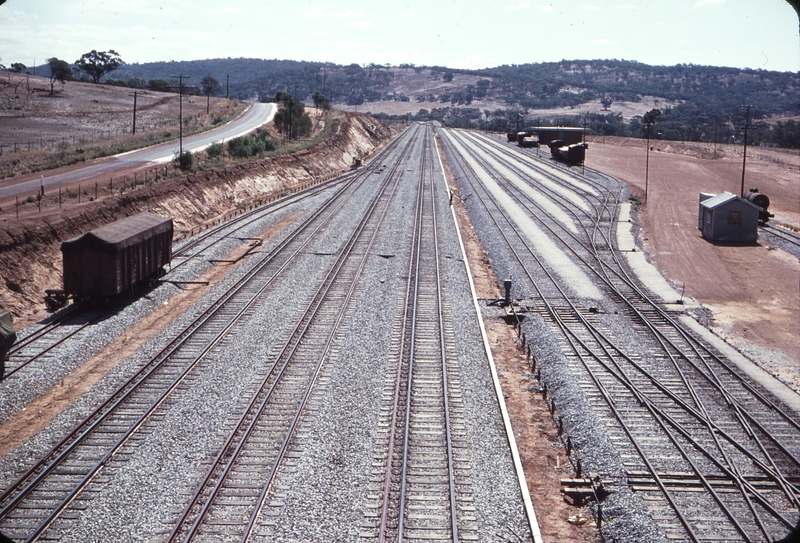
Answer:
top-left (433, 129), bottom-right (543, 543)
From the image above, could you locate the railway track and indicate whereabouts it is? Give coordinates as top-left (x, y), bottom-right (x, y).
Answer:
top-left (1, 306), bottom-right (95, 380)
top-left (366, 126), bottom-right (474, 542)
top-left (0, 169), bottom-right (355, 384)
top-left (0, 123), bottom-right (538, 542)
top-left (163, 125), bottom-right (422, 543)
top-left (0, 127), bottom-right (419, 542)
top-left (760, 223), bottom-right (800, 251)
top-left (439, 128), bottom-right (800, 543)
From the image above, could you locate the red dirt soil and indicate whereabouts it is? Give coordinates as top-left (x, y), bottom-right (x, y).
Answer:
top-left (586, 137), bottom-right (799, 389)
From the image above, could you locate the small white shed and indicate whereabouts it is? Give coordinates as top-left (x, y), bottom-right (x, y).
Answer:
top-left (698, 192), bottom-right (760, 242)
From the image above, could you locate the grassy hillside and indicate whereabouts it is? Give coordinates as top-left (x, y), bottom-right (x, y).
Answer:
top-left (26, 57), bottom-right (800, 147)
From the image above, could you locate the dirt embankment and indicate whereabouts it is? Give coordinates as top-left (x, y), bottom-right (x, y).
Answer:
top-left (0, 111), bottom-right (398, 327)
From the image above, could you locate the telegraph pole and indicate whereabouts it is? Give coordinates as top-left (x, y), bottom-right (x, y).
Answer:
top-left (644, 122), bottom-right (652, 204)
top-left (172, 75), bottom-right (189, 156)
top-left (739, 105), bottom-right (752, 197)
top-left (130, 91), bottom-right (138, 135)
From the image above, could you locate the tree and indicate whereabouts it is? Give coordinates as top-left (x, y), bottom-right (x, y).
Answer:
top-left (74, 49), bottom-right (123, 83)
top-left (9, 62), bottom-right (27, 73)
top-left (601, 93), bottom-right (614, 110)
top-left (47, 57), bottom-right (73, 96)
top-left (643, 108), bottom-right (662, 126)
top-left (273, 91), bottom-right (312, 139)
top-left (200, 75), bottom-right (221, 114)
top-left (312, 91), bottom-right (330, 112)
top-left (148, 78), bottom-right (171, 92)
top-left (443, 71), bottom-right (454, 83)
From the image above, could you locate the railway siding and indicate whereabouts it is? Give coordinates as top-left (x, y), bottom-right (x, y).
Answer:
top-left (439, 127), bottom-right (800, 543)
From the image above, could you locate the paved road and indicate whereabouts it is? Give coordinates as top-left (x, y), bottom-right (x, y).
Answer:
top-left (0, 102), bottom-right (276, 201)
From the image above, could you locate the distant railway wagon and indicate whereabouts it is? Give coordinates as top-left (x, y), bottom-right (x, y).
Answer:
top-left (61, 212), bottom-right (173, 301)
top-left (536, 127), bottom-right (584, 147)
top-left (551, 142), bottom-right (588, 165)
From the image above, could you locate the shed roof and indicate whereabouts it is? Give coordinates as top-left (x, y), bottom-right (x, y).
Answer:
top-left (537, 127), bottom-right (584, 132)
top-left (700, 191), bottom-right (760, 211)
top-left (61, 212), bottom-right (172, 255)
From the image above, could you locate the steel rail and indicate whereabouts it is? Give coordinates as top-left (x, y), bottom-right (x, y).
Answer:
top-left (239, 125), bottom-right (421, 543)
top-left (398, 126), bottom-right (459, 542)
top-left (164, 124), bottom-right (421, 543)
top-left (396, 129), bottom-right (430, 542)
top-left (0, 125), bottom-right (412, 519)
top-left (439, 128), bottom-right (703, 541)
top-left (3, 316), bottom-right (96, 380)
top-left (460, 131), bottom-right (800, 487)
top-left (5, 304), bottom-right (83, 356)
top-left (377, 133), bottom-right (426, 542)
top-left (0, 139), bottom-right (385, 541)
top-left (453, 127), bottom-right (800, 498)
top-left (169, 139), bottom-right (402, 270)
top-left (443, 128), bottom-right (800, 539)
top-left (760, 223), bottom-right (800, 249)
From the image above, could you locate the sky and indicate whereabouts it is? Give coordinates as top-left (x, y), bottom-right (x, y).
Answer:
top-left (1, 0), bottom-right (798, 73)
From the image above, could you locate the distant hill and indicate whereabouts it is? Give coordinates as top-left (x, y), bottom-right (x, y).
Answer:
top-left (100, 58), bottom-right (795, 147)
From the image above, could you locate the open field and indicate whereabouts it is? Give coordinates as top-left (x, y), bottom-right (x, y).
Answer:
top-left (0, 72), bottom-right (241, 179)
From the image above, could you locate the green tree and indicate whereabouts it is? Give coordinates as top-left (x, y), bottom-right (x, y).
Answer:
top-left (601, 93), bottom-right (614, 110)
top-left (200, 75), bottom-right (221, 114)
top-left (47, 57), bottom-right (73, 96)
top-left (273, 91), bottom-right (312, 139)
top-left (443, 71), bottom-right (454, 82)
top-left (74, 49), bottom-right (123, 83)
top-left (148, 78), bottom-right (171, 92)
top-left (312, 91), bottom-right (330, 111)
top-left (643, 108), bottom-right (662, 126)
top-left (9, 62), bottom-right (27, 73)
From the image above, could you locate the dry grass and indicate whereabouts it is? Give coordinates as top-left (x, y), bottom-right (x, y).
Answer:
top-left (0, 72), bottom-right (243, 178)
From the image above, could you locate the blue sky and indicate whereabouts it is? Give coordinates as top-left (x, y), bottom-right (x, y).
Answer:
top-left (1, 0), bottom-right (798, 72)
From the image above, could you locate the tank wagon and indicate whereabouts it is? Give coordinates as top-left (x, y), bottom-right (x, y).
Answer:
top-left (743, 188), bottom-right (773, 224)
top-left (59, 212), bottom-right (173, 303)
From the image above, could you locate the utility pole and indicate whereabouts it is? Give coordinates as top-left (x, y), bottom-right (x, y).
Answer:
top-left (713, 114), bottom-right (718, 155)
top-left (582, 117), bottom-right (587, 175)
top-left (288, 90), bottom-right (293, 141)
top-left (130, 91), bottom-right (138, 135)
top-left (644, 122), bottom-right (652, 204)
top-left (739, 105), bottom-right (752, 197)
top-left (172, 75), bottom-right (189, 156)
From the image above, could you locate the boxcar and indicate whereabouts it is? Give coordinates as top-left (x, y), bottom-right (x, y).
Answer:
top-left (61, 212), bottom-right (173, 301)
top-left (0, 307), bottom-right (16, 380)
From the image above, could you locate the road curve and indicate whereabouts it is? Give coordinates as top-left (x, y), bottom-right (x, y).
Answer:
top-left (0, 102), bottom-right (276, 201)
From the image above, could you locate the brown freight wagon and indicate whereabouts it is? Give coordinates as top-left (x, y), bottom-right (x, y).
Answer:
top-left (61, 212), bottom-right (173, 301)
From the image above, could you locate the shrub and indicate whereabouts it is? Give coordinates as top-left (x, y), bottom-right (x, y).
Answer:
top-left (206, 142), bottom-right (224, 158)
top-left (226, 130), bottom-right (275, 158)
top-left (178, 151), bottom-right (194, 171)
